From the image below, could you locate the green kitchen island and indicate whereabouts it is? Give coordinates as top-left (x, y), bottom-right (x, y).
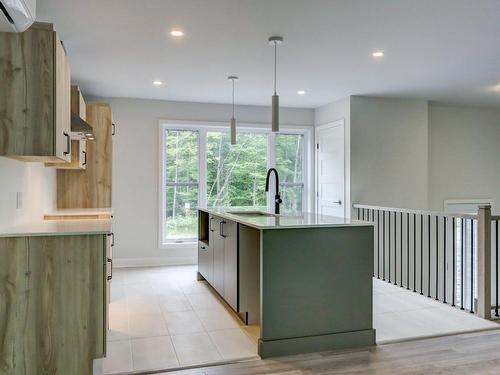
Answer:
top-left (197, 208), bottom-right (375, 358)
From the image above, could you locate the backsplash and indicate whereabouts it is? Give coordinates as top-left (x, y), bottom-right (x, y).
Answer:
top-left (0, 158), bottom-right (56, 228)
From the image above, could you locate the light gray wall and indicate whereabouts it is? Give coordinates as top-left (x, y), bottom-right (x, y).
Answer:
top-left (428, 104), bottom-right (500, 214)
top-left (349, 96), bottom-right (429, 210)
top-left (0, 158), bottom-right (56, 228)
top-left (99, 97), bottom-right (314, 266)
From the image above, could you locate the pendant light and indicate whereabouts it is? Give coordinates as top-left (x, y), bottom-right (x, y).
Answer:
top-left (269, 36), bottom-right (283, 132)
top-left (227, 76), bottom-right (238, 145)
top-left (228, 75), bottom-right (238, 145)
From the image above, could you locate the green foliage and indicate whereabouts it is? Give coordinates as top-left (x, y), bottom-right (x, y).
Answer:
top-left (164, 129), bottom-right (305, 240)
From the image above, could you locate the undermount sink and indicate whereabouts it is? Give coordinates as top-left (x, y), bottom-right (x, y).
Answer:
top-left (227, 210), bottom-right (278, 217)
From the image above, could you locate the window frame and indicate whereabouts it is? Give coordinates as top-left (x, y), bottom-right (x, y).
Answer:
top-left (159, 120), bottom-right (312, 247)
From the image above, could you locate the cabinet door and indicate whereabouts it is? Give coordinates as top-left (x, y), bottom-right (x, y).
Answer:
top-left (212, 217), bottom-right (225, 295)
top-left (198, 240), bottom-right (212, 283)
top-left (0, 238), bottom-right (31, 374)
top-left (223, 220), bottom-right (238, 311)
top-left (54, 32), bottom-right (71, 162)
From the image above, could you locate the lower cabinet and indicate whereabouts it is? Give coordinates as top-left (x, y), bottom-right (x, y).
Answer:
top-left (0, 234), bottom-right (108, 375)
top-left (198, 214), bottom-right (238, 312)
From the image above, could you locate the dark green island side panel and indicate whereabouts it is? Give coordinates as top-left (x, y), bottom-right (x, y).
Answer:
top-left (259, 225), bottom-right (375, 357)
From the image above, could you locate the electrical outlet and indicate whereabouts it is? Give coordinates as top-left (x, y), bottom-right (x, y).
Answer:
top-left (16, 192), bottom-right (22, 209)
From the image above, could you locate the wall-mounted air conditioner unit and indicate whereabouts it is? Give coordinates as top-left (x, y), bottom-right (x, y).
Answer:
top-left (0, 0), bottom-right (36, 32)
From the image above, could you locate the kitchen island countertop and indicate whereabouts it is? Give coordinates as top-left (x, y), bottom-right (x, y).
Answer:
top-left (198, 207), bottom-right (373, 230)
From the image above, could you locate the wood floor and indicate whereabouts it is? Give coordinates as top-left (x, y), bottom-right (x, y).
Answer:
top-left (152, 329), bottom-right (500, 375)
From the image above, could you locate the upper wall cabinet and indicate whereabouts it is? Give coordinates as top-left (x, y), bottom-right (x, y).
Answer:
top-left (0, 22), bottom-right (71, 162)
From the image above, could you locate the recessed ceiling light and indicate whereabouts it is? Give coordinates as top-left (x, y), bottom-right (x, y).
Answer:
top-left (297, 90), bottom-right (306, 95)
top-left (153, 80), bottom-right (163, 86)
top-left (170, 30), bottom-right (184, 37)
top-left (372, 51), bottom-right (384, 57)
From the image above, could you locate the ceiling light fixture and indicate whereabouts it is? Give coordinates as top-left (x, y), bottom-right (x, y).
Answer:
top-left (297, 90), bottom-right (306, 95)
top-left (269, 36), bottom-right (283, 132)
top-left (372, 51), bottom-right (384, 57)
top-left (153, 80), bottom-right (163, 86)
top-left (228, 75), bottom-right (238, 145)
top-left (170, 30), bottom-right (184, 37)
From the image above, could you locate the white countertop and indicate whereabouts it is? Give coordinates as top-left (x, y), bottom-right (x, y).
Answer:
top-left (199, 207), bottom-right (374, 230)
top-left (0, 219), bottom-right (112, 237)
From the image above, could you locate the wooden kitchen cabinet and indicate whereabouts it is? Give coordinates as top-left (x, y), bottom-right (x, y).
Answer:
top-left (0, 22), bottom-right (71, 162)
top-left (46, 138), bottom-right (87, 170)
top-left (0, 234), bottom-right (109, 375)
top-left (57, 102), bottom-right (113, 208)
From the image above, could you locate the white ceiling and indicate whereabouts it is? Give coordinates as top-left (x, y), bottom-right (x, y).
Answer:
top-left (37, 0), bottom-right (500, 108)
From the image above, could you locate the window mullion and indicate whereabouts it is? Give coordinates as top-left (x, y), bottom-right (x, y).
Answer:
top-left (199, 128), bottom-right (207, 208)
top-left (267, 132), bottom-right (276, 211)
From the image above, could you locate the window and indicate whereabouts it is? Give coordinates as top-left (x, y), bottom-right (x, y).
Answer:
top-left (164, 129), bottom-right (199, 242)
top-left (160, 122), bottom-right (310, 244)
top-left (276, 134), bottom-right (304, 212)
top-left (207, 131), bottom-right (268, 208)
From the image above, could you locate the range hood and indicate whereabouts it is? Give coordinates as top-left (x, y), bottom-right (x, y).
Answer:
top-left (71, 113), bottom-right (94, 139)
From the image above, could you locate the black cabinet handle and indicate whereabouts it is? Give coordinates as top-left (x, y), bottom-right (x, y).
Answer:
top-left (82, 150), bottom-right (87, 165)
top-left (107, 258), bottom-right (113, 280)
top-left (108, 232), bottom-right (115, 247)
top-left (63, 132), bottom-right (70, 155)
top-left (112, 123), bottom-right (116, 136)
top-left (200, 245), bottom-right (206, 250)
top-left (209, 217), bottom-right (214, 232)
top-left (220, 221), bottom-right (227, 238)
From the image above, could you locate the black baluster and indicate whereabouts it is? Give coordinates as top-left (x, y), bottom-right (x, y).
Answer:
top-left (420, 214), bottom-right (424, 295)
top-left (400, 212), bottom-right (403, 287)
top-left (393, 212), bottom-right (397, 285)
top-left (496, 220), bottom-right (499, 317)
top-left (413, 213), bottom-right (416, 292)
top-left (383, 211), bottom-right (386, 281)
top-left (388, 211), bottom-right (391, 283)
top-left (428, 214), bottom-right (431, 298)
top-left (461, 219), bottom-right (465, 310)
top-left (377, 210), bottom-right (381, 279)
top-left (435, 215), bottom-right (439, 301)
top-left (407, 212), bottom-right (410, 290)
top-left (470, 220), bottom-right (474, 313)
top-left (443, 216), bottom-right (447, 304)
top-left (452, 217), bottom-right (456, 307)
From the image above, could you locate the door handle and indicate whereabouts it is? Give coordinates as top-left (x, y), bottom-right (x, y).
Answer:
top-left (209, 217), bottom-right (214, 232)
top-left (82, 150), bottom-right (87, 165)
top-left (333, 200), bottom-right (342, 205)
top-left (112, 123), bottom-right (116, 136)
top-left (108, 232), bottom-right (115, 247)
top-left (220, 221), bottom-right (227, 238)
top-left (63, 132), bottom-right (70, 155)
top-left (107, 258), bottom-right (113, 280)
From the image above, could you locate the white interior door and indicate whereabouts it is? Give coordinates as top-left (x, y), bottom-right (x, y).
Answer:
top-left (316, 120), bottom-right (345, 217)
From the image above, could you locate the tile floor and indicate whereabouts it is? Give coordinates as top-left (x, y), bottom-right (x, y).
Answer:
top-left (99, 266), bottom-right (258, 374)
top-left (97, 265), bottom-right (499, 374)
top-left (373, 278), bottom-right (499, 343)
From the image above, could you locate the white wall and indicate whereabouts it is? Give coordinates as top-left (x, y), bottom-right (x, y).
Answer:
top-left (349, 96), bottom-right (429, 210)
top-left (99, 97), bottom-right (314, 267)
top-left (428, 104), bottom-right (500, 214)
top-left (0, 158), bottom-right (56, 228)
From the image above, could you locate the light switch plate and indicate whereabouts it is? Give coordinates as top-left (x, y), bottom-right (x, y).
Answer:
top-left (16, 192), bottom-right (22, 209)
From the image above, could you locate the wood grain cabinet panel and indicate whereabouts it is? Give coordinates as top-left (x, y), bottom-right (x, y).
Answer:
top-left (57, 102), bottom-right (113, 208)
top-left (0, 22), bottom-right (71, 162)
top-left (0, 235), bottom-right (107, 375)
top-left (0, 238), bottom-right (32, 374)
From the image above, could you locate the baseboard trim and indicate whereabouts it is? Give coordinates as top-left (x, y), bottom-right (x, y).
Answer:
top-left (113, 256), bottom-right (197, 268)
